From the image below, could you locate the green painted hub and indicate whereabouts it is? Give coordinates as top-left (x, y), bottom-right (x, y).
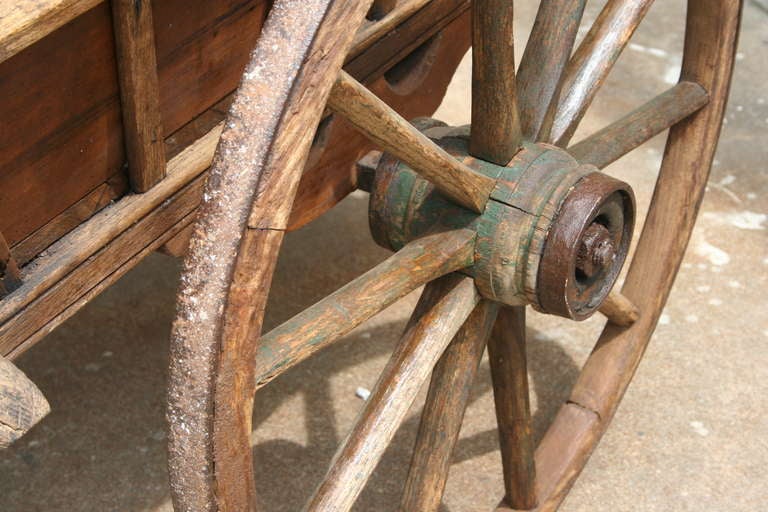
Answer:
top-left (369, 124), bottom-right (635, 319)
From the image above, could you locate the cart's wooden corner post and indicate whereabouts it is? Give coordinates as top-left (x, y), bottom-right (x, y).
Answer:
top-left (111, 0), bottom-right (166, 193)
top-left (0, 231), bottom-right (21, 298)
top-left (0, 355), bottom-right (50, 449)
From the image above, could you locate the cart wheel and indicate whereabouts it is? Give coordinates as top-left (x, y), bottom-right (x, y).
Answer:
top-left (167, 1), bottom-right (741, 511)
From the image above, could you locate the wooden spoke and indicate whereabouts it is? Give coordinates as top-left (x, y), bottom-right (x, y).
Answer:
top-left (599, 290), bottom-right (640, 327)
top-left (517, 0), bottom-right (587, 140)
top-left (111, 0), bottom-right (165, 192)
top-left (305, 274), bottom-right (480, 512)
top-left (568, 81), bottom-right (709, 168)
top-left (401, 299), bottom-right (499, 512)
top-left (254, 229), bottom-right (476, 388)
top-left (489, 306), bottom-right (537, 510)
top-left (541, 0), bottom-right (655, 146)
top-left (328, 71), bottom-right (496, 213)
top-left (469, 0), bottom-right (522, 164)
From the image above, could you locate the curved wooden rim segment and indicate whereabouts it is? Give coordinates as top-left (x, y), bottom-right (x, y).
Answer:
top-left (167, 1), bottom-right (372, 510)
top-left (496, 1), bottom-right (741, 510)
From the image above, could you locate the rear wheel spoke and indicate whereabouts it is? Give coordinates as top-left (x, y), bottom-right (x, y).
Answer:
top-left (599, 290), bottom-right (640, 327)
top-left (568, 81), bottom-right (709, 168)
top-left (517, 0), bottom-right (587, 140)
top-left (255, 229), bottom-right (476, 388)
top-left (470, 0), bottom-right (522, 164)
top-left (328, 71), bottom-right (495, 212)
top-left (489, 306), bottom-right (537, 510)
top-left (541, 0), bottom-right (655, 146)
top-left (304, 274), bottom-right (480, 512)
top-left (400, 300), bottom-right (500, 512)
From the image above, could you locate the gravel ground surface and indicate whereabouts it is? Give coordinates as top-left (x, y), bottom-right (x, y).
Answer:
top-left (1, 1), bottom-right (766, 510)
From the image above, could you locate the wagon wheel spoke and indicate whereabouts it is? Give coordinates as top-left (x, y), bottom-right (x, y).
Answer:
top-left (517, 0), bottom-right (587, 140)
top-left (488, 306), bottom-right (538, 510)
top-left (304, 274), bottom-right (480, 512)
top-left (400, 300), bottom-right (500, 512)
top-left (328, 71), bottom-right (495, 213)
top-left (541, 0), bottom-right (656, 146)
top-left (568, 81), bottom-right (709, 169)
top-left (254, 229), bottom-right (475, 388)
top-left (469, 0), bottom-right (522, 164)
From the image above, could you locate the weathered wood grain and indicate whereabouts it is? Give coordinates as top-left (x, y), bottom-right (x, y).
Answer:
top-left (489, 306), bottom-right (537, 510)
top-left (305, 274), bottom-right (480, 512)
top-left (541, 0), bottom-right (655, 146)
top-left (255, 229), bottom-right (476, 387)
top-left (470, 0), bottom-right (522, 164)
top-left (401, 299), bottom-right (499, 512)
top-left (111, 0), bottom-right (166, 192)
top-left (568, 81), bottom-right (709, 169)
top-left (328, 71), bottom-right (496, 213)
top-left (0, 355), bottom-right (50, 448)
top-left (0, 0), bottom-right (100, 63)
top-left (517, 0), bottom-right (586, 140)
top-left (599, 291), bottom-right (640, 327)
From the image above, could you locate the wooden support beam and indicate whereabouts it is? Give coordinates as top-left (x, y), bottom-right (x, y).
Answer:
top-left (254, 229), bottom-right (477, 388)
top-left (1, 355), bottom-right (50, 449)
top-left (112, 0), bottom-right (166, 192)
top-left (0, 232), bottom-right (21, 298)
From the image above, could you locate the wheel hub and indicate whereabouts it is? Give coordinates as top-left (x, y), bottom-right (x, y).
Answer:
top-left (369, 123), bottom-right (635, 320)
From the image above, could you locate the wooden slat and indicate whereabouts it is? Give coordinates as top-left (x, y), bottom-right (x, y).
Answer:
top-left (0, 0), bottom-right (101, 63)
top-left (0, 232), bottom-right (22, 298)
top-left (111, 0), bottom-right (166, 192)
top-left (568, 81), bottom-right (709, 169)
top-left (489, 306), bottom-right (537, 510)
top-left (328, 71), bottom-right (496, 213)
top-left (0, 354), bottom-right (50, 448)
top-left (254, 229), bottom-right (476, 388)
top-left (0, 123), bottom-right (222, 327)
top-left (469, 0), bottom-right (522, 164)
top-left (599, 291), bottom-right (640, 327)
top-left (305, 274), bottom-right (480, 512)
top-left (400, 300), bottom-right (499, 512)
top-left (541, 0), bottom-right (655, 146)
top-left (517, 0), bottom-right (586, 140)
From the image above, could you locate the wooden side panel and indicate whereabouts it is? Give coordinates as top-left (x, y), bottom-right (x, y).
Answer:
top-left (0, 0), bottom-right (269, 248)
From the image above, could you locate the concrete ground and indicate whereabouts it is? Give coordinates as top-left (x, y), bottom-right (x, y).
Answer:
top-left (1, 1), bottom-right (766, 510)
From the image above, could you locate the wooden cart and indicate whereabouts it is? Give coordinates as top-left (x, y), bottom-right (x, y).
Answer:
top-left (0, 1), bottom-right (740, 511)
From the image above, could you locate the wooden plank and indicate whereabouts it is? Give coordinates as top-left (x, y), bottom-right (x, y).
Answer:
top-left (517, 0), bottom-right (586, 140)
top-left (111, 0), bottom-right (166, 192)
top-left (541, 0), bottom-right (655, 146)
top-left (489, 306), bottom-right (537, 510)
top-left (0, 355), bottom-right (50, 448)
top-left (568, 81), bottom-right (709, 169)
top-left (470, 0), bottom-right (522, 164)
top-left (328, 71), bottom-right (495, 213)
top-left (0, 123), bottom-right (223, 327)
top-left (0, 0), bottom-right (100, 63)
top-left (305, 274), bottom-right (480, 512)
top-left (254, 229), bottom-right (476, 388)
top-left (401, 300), bottom-right (499, 512)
